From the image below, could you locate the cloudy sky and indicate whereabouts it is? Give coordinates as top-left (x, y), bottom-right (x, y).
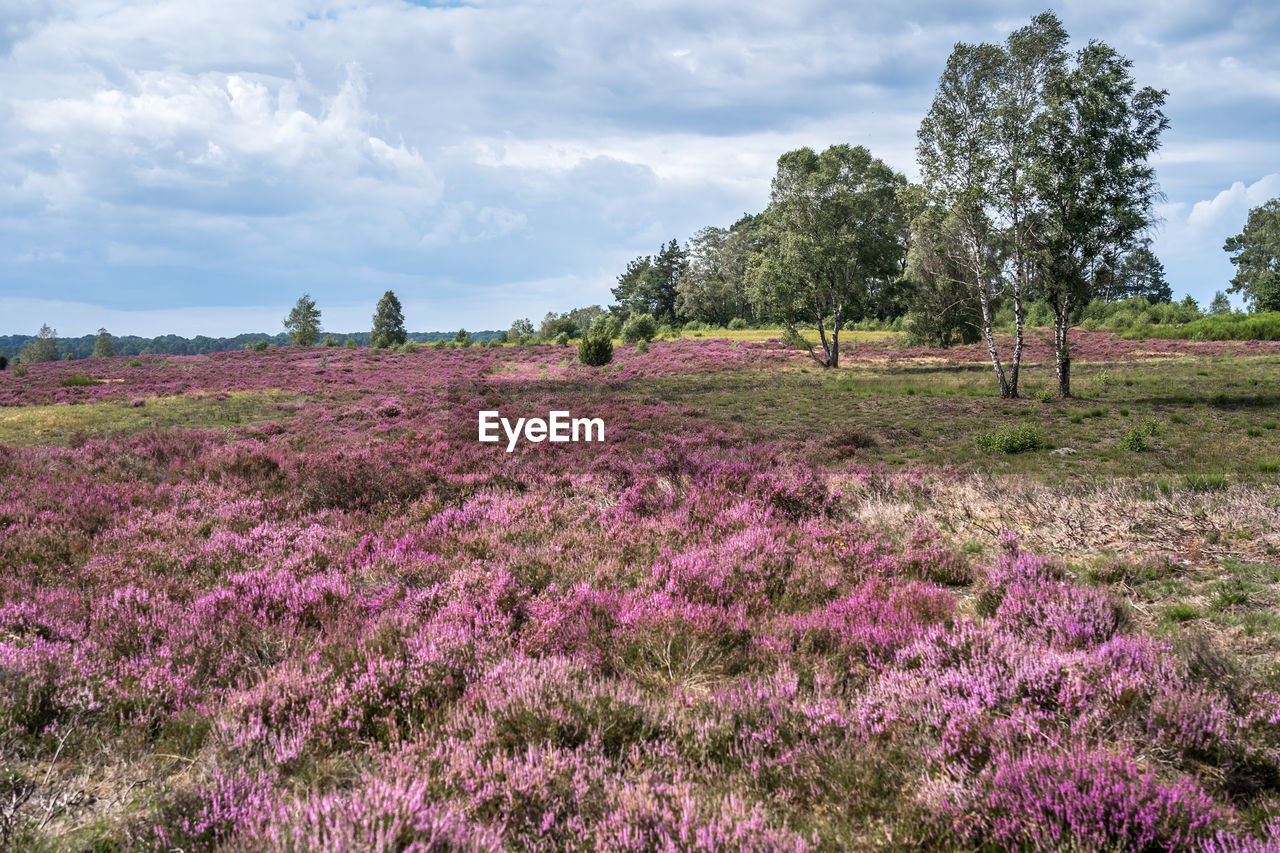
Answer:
top-left (1, 0), bottom-right (1278, 336)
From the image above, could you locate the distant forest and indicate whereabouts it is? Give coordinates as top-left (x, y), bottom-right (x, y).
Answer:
top-left (0, 330), bottom-right (502, 362)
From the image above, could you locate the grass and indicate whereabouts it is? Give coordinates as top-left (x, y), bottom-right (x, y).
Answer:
top-left (648, 354), bottom-right (1280, 486)
top-left (0, 390), bottom-right (305, 446)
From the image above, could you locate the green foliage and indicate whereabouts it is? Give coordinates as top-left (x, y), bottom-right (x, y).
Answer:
top-left (1079, 295), bottom-right (1202, 333)
top-left (344, 337), bottom-right (357, 350)
top-left (974, 423), bottom-right (1042, 454)
top-left (1224, 197), bottom-right (1280, 312)
top-left (13, 364), bottom-right (28, 377)
top-left (92, 328), bottom-right (114, 359)
top-left (1209, 291), bottom-right (1232, 315)
top-left (283, 293), bottom-right (322, 346)
top-left (675, 219), bottom-right (760, 326)
top-left (61, 373), bottom-right (97, 387)
top-left (454, 329), bottom-right (472, 347)
top-left (620, 313), bottom-right (658, 344)
top-left (395, 341), bottom-right (418, 354)
top-left (322, 334), bottom-right (338, 347)
top-left (635, 339), bottom-right (649, 354)
top-left (509, 318), bottom-right (535, 340)
top-left (555, 331), bottom-right (570, 346)
top-left (1145, 312), bottom-right (1280, 342)
top-left (0, 354), bottom-right (6, 370)
top-left (577, 332), bottom-right (614, 367)
top-left (245, 340), bottom-right (269, 352)
top-left (612, 240), bottom-right (687, 324)
top-left (588, 315), bottom-right (621, 341)
top-left (19, 324), bottom-right (59, 364)
top-left (746, 144), bottom-right (906, 368)
top-left (371, 291), bottom-right (407, 348)
top-left (727, 317), bottom-right (750, 330)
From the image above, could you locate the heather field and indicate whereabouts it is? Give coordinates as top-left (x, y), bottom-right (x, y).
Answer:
top-left (4, 332), bottom-right (1280, 852)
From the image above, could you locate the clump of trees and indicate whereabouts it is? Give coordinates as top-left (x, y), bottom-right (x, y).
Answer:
top-left (593, 11), bottom-right (1171, 399)
top-left (92, 328), bottom-right (114, 358)
top-left (19, 324), bottom-right (60, 364)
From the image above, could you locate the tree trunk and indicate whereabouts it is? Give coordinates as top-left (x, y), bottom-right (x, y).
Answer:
top-left (1055, 317), bottom-right (1071, 399)
top-left (1007, 274), bottom-right (1025, 399)
top-left (977, 285), bottom-right (1011, 397)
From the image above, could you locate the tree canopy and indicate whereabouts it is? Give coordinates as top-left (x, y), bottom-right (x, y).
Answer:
top-left (746, 144), bottom-right (905, 368)
top-left (1224, 198), bottom-right (1280, 312)
top-left (284, 294), bottom-right (322, 347)
top-left (371, 291), bottom-right (407, 348)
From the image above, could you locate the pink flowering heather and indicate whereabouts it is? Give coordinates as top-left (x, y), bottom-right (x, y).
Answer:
top-left (0, 342), bottom-right (1276, 850)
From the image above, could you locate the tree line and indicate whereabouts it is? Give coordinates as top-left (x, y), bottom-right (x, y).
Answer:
top-left (552, 11), bottom-right (1271, 397)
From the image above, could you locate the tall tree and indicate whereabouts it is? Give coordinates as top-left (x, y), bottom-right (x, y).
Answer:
top-left (19, 324), bottom-right (59, 363)
top-left (284, 294), bottom-right (322, 347)
top-left (991, 12), bottom-right (1069, 395)
top-left (610, 240), bottom-right (687, 324)
top-left (1223, 198), bottom-right (1280, 312)
top-left (917, 41), bottom-right (1015, 392)
top-left (746, 144), bottom-right (906, 368)
top-left (92, 327), bottom-right (115, 358)
top-left (677, 215), bottom-right (762, 326)
top-left (371, 291), bottom-right (407, 347)
top-left (1030, 39), bottom-right (1167, 397)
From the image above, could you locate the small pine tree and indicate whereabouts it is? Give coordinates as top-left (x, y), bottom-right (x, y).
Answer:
top-left (372, 291), bottom-right (407, 347)
top-left (1209, 291), bottom-right (1232, 315)
top-left (322, 333), bottom-right (338, 347)
top-left (344, 336), bottom-right (357, 349)
top-left (284, 294), bottom-right (322, 346)
top-left (454, 329), bottom-right (472, 347)
top-left (578, 331), bottom-right (614, 366)
top-left (92, 327), bottom-right (114, 358)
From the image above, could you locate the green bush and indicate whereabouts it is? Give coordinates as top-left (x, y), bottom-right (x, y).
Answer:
top-left (1119, 428), bottom-right (1147, 451)
top-left (344, 337), bottom-right (357, 349)
top-left (13, 364), bottom-right (28, 377)
top-left (1182, 472), bottom-right (1228, 492)
top-left (1154, 311), bottom-right (1280, 341)
top-left (683, 320), bottom-right (708, 332)
top-left (61, 373), bottom-right (97, 387)
top-left (432, 340), bottom-right (447, 350)
top-left (975, 424), bottom-right (1042, 454)
top-left (246, 340), bottom-right (269, 352)
top-left (578, 334), bottom-right (614, 367)
top-left (0, 355), bottom-right (7, 370)
top-left (395, 342), bottom-right (418, 354)
top-left (555, 331), bottom-right (571, 346)
top-left (620, 313), bottom-right (658, 344)
top-left (727, 317), bottom-right (749, 330)
top-left (635, 339), bottom-right (649, 354)
top-left (322, 334), bottom-right (338, 347)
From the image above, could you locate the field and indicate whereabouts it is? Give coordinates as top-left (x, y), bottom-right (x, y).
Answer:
top-left (2, 329), bottom-right (1280, 851)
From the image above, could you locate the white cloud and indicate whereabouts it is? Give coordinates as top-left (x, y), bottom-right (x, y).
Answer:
top-left (1187, 173), bottom-right (1280, 232)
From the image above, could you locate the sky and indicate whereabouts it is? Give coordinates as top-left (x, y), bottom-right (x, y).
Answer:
top-left (1, 0), bottom-right (1278, 337)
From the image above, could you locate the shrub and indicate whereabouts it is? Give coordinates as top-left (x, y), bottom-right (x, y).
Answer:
top-left (727, 317), bottom-right (750, 330)
top-left (433, 340), bottom-right (447, 350)
top-left (555, 331), bottom-right (571, 346)
top-left (454, 329), bottom-right (472, 347)
top-left (322, 334), bottom-right (337, 347)
top-left (683, 320), bottom-right (707, 332)
top-left (1119, 428), bottom-right (1147, 451)
top-left (635, 339), bottom-right (649, 354)
top-left (61, 373), bottom-right (97, 387)
top-left (0, 355), bottom-right (7, 370)
top-left (578, 334), bottom-right (613, 367)
top-left (395, 341), bottom-right (417, 354)
top-left (344, 337), bottom-right (357, 349)
top-left (245, 340), bottom-right (269, 352)
top-left (13, 364), bottom-right (28, 377)
top-left (975, 424), bottom-right (1042, 454)
top-left (621, 313), bottom-right (658, 344)
top-left (588, 315), bottom-right (621, 341)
